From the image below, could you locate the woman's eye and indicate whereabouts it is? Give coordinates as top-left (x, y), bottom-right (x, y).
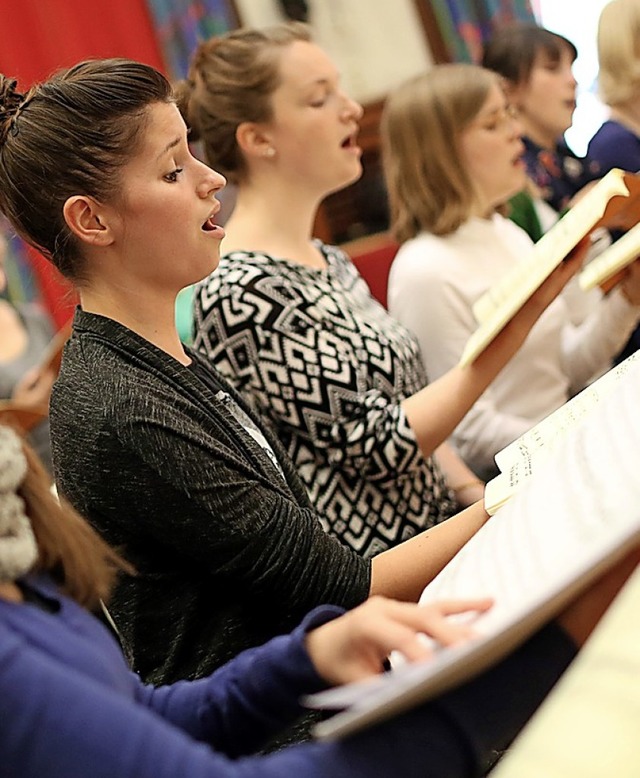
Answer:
top-left (164, 168), bottom-right (183, 183)
top-left (310, 88), bottom-right (335, 107)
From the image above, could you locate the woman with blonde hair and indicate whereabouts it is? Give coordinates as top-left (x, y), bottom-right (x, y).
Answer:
top-left (384, 63), bottom-right (640, 479)
top-left (588, 0), bottom-right (640, 176)
top-left (587, 0), bottom-right (640, 363)
top-left (182, 23), bottom-right (578, 558)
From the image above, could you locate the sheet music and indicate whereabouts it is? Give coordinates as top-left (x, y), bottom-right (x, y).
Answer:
top-left (461, 169), bottom-right (631, 366)
top-left (308, 357), bottom-right (640, 740)
top-left (579, 220), bottom-right (640, 291)
top-left (484, 350), bottom-right (640, 514)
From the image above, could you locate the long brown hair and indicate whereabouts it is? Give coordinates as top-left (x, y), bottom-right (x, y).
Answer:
top-left (481, 23), bottom-right (577, 87)
top-left (0, 59), bottom-right (172, 284)
top-left (13, 429), bottom-right (131, 610)
top-left (382, 64), bottom-right (497, 241)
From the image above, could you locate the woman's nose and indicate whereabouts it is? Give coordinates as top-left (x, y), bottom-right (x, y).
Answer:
top-left (341, 92), bottom-right (363, 121)
top-left (510, 115), bottom-right (524, 139)
top-left (199, 165), bottom-right (226, 198)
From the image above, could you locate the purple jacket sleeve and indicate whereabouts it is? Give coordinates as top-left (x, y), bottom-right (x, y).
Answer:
top-left (1, 596), bottom-right (575, 778)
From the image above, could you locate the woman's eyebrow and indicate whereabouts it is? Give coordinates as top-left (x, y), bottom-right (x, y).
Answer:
top-left (156, 136), bottom-right (181, 162)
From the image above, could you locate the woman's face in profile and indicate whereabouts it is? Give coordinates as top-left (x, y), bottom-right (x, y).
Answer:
top-left (459, 83), bottom-right (527, 214)
top-left (104, 101), bottom-right (226, 294)
top-left (510, 46), bottom-right (577, 145)
top-left (263, 40), bottom-right (364, 199)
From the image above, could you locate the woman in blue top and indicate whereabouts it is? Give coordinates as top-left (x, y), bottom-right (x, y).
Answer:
top-left (587, 0), bottom-right (640, 363)
top-left (2, 423), bottom-right (638, 778)
top-left (588, 0), bottom-right (640, 177)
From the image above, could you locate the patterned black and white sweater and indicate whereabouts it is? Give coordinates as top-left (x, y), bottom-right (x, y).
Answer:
top-left (194, 242), bottom-right (457, 559)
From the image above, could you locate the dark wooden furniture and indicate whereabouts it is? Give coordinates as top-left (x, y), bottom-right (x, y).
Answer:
top-left (314, 1), bottom-right (450, 245)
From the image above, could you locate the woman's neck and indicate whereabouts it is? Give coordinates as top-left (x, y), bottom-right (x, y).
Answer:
top-left (79, 285), bottom-right (190, 365)
top-left (520, 118), bottom-right (558, 151)
top-left (468, 194), bottom-right (498, 222)
top-left (222, 180), bottom-right (327, 269)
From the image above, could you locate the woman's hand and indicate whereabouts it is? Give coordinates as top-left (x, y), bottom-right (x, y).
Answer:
top-left (11, 366), bottom-right (55, 415)
top-left (513, 236), bottom-right (589, 330)
top-left (305, 595), bottom-right (492, 686)
top-left (619, 257), bottom-right (640, 306)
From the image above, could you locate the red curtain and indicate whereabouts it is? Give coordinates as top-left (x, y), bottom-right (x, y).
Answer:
top-left (0, 0), bottom-right (168, 328)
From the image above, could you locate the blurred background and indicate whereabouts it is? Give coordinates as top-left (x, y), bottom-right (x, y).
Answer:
top-left (0, 0), bottom-right (612, 329)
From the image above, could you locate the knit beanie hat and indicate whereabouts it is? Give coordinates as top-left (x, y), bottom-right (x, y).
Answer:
top-left (0, 426), bottom-right (37, 581)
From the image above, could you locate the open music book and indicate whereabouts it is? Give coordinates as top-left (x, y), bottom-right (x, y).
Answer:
top-left (483, 349), bottom-right (640, 515)
top-left (306, 354), bottom-right (640, 740)
top-left (459, 169), bottom-right (640, 367)
top-left (579, 220), bottom-right (640, 292)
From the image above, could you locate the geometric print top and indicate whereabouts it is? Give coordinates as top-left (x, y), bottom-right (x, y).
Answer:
top-left (194, 242), bottom-right (457, 559)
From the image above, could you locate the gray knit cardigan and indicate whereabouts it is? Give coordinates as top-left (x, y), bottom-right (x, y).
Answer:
top-left (50, 309), bottom-right (370, 684)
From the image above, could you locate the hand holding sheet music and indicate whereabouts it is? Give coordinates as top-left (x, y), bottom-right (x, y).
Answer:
top-left (460, 169), bottom-right (640, 366)
top-left (307, 353), bottom-right (640, 740)
top-left (579, 221), bottom-right (640, 293)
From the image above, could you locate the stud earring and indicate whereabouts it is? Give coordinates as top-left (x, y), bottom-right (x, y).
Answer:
top-left (264, 147), bottom-right (276, 158)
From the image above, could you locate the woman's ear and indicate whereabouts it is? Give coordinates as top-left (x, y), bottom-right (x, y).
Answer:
top-left (63, 196), bottom-right (115, 247)
top-left (236, 121), bottom-right (276, 160)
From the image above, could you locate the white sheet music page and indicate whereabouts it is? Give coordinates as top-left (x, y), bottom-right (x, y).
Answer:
top-left (485, 350), bottom-right (640, 513)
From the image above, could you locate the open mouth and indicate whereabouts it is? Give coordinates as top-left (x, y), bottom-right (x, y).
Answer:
top-left (512, 143), bottom-right (525, 166)
top-left (341, 133), bottom-right (358, 149)
top-left (201, 215), bottom-right (218, 232)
